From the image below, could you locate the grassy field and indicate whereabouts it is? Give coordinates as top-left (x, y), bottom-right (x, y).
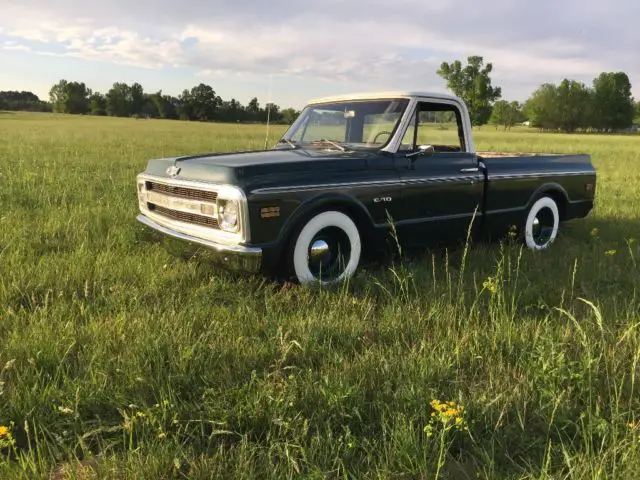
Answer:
top-left (1, 111), bottom-right (639, 479)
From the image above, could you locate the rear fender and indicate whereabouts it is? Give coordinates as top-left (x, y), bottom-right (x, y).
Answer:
top-left (526, 182), bottom-right (569, 220)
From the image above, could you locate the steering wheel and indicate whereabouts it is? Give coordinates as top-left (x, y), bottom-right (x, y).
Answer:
top-left (372, 131), bottom-right (392, 143)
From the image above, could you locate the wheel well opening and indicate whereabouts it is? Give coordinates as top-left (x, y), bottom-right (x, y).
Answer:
top-left (311, 202), bottom-right (373, 239)
top-left (543, 190), bottom-right (568, 221)
top-left (285, 201), bottom-right (374, 258)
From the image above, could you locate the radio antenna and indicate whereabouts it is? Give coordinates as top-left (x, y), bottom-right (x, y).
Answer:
top-left (263, 73), bottom-right (273, 149)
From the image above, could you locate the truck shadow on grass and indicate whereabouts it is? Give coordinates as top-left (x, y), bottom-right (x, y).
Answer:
top-left (356, 215), bottom-right (637, 282)
top-left (136, 214), bottom-right (638, 294)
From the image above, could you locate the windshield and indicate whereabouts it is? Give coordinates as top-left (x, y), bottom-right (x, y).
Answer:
top-left (280, 98), bottom-right (409, 150)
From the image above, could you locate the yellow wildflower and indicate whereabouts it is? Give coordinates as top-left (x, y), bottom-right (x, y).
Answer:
top-left (590, 228), bottom-right (599, 237)
top-left (428, 399), bottom-right (468, 432)
top-left (605, 249), bottom-right (617, 256)
top-left (0, 426), bottom-right (8, 438)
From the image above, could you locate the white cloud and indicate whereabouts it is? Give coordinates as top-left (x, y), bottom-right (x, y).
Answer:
top-left (3, 41), bottom-right (31, 52)
top-left (0, 0), bottom-right (638, 100)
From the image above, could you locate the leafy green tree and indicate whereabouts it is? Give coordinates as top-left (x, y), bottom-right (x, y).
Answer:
top-left (246, 97), bottom-right (261, 122)
top-left (145, 91), bottom-right (178, 119)
top-left (591, 72), bottom-right (635, 131)
top-left (130, 82), bottom-right (145, 116)
top-left (179, 83), bottom-right (221, 121)
top-left (524, 83), bottom-right (561, 130)
top-left (89, 92), bottom-right (107, 115)
top-left (635, 101), bottom-right (640, 123)
top-left (106, 82), bottom-right (134, 117)
top-left (49, 80), bottom-right (91, 114)
top-left (489, 100), bottom-right (525, 130)
top-left (261, 102), bottom-right (280, 123)
top-left (218, 98), bottom-right (244, 122)
top-left (556, 79), bottom-right (591, 133)
top-left (88, 92), bottom-right (107, 116)
top-left (280, 107), bottom-right (300, 124)
top-left (0, 91), bottom-right (50, 111)
top-left (525, 80), bottom-right (591, 132)
top-left (140, 95), bottom-right (159, 118)
top-left (436, 56), bottom-right (502, 126)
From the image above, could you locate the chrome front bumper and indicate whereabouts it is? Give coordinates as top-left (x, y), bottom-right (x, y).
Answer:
top-left (136, 214), bottom-right (262, 273)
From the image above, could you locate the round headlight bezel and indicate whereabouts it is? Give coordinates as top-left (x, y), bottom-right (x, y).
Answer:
top-left (218, 199), bottom-right (239, 232)
top-left (216, 185), bottom-right (246, 237)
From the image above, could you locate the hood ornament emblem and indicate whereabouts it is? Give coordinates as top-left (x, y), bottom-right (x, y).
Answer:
top-left (166, 166), bottom-right (181, 177)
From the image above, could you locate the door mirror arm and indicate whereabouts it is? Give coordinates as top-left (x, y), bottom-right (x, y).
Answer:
top-left (405, 144), bottom-right (435, 165)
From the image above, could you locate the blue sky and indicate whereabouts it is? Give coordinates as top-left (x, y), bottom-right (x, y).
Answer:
top-left (1, 0), bottom-right (638, 110)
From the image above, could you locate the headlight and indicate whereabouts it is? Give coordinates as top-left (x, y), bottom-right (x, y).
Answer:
top-left (218, 199), bottom-right (239, 232)
top-left (216, 185), bottom-right (246, 236)
top-left (136, 178), bottom-right (147, 206)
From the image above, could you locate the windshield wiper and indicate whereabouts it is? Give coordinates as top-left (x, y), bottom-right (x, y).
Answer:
top-left (276, 138), bottom-right (298, 149)
top-left (318, 138), bottom-right (346, 152)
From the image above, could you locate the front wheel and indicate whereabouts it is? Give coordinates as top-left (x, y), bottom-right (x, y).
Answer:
top-left (523, 196), bottom-right (559, 250)
top-left (288, 210), bottom-right (361, 285)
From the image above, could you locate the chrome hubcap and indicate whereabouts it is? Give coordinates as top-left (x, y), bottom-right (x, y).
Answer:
top-left (307, 227), bottom-right (351, 281)
top-left (310, 240), bottom-right (330, 263)
top-left (531, 208), bottom-right (554, 245)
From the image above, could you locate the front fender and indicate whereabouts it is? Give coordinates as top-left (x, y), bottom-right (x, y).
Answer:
top-left (254, 192), bottom-right (376, 267)
top-left (278, 192), bottom-right (375, 245)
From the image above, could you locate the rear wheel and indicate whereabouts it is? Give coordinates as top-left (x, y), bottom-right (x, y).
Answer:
top-left (288, 210), bottom-right (361, 285)
top-left (523, 196), bottom-right (559, 250)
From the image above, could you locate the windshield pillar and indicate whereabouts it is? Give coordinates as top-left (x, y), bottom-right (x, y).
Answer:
top-left (345, 115), bottom-right (364, 143)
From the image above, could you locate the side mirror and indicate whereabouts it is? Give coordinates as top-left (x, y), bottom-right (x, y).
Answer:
top-left (406, 144), bottom-right (435, 159)
top-left (417, 144), bottom-right (435, 156)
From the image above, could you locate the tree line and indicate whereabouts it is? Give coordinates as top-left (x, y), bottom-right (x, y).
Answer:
top-left (0, 91), bottom-right (51, 112)
top-left (2, 59), bottom-right (639, 131)
top-left (4, 80), bottom-right (300, 124)
top-left (46, 80), bottom-right (301, 124)
top-left (437, 56), bottom-right (639, 132)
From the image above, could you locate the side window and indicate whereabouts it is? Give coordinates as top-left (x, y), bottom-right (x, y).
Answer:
top-left (400, 102), bottom-right (465, 153)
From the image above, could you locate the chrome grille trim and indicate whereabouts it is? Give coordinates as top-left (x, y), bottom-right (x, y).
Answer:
top-left (146, 181), bottom-right (218, 202)
top-left (136, 173), bottom-right (250, 245)
top-left (151, 205), bottom-right (219, 228)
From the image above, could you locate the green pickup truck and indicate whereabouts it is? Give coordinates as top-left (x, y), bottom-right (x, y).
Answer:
top-left (135, 91), bottom-right (596, 285)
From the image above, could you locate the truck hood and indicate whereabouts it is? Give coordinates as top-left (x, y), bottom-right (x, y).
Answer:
top-left (143, 147), bottom-right (370, 187)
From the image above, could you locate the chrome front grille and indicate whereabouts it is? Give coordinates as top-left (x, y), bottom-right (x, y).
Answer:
top-left (146, 181), bottom-right (218, 203)
top-left (143, 180), bottom-right (220, 230)
top-left (151, 205), bottom-right (219, 228)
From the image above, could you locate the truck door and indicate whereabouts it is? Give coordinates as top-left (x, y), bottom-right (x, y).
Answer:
top-left (393, 101), bottom-right (485, 246)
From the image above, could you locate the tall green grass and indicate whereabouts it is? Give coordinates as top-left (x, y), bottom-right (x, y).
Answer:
top-left (1, 112), bottom-right (639, 478)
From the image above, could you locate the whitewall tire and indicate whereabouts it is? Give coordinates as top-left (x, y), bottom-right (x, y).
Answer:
top-left (524, 196), bottom-right (559, 250)
top-left (290, 210), bottom-right (361, 285)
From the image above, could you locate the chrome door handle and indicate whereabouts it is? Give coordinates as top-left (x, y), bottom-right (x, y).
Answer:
top-left (460, 167), bottom-right (479, 173)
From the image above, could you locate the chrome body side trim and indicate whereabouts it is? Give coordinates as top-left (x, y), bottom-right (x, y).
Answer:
top-left (250, 170), bottom-right (592, 195)
top-left (136, 214), bottom-right (262, 273)
top-left (487, 171), bottom-right (595, 180)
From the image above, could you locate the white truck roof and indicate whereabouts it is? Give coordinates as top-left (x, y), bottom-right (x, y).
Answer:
top-left (307, 91), bottom-right (461, 105)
